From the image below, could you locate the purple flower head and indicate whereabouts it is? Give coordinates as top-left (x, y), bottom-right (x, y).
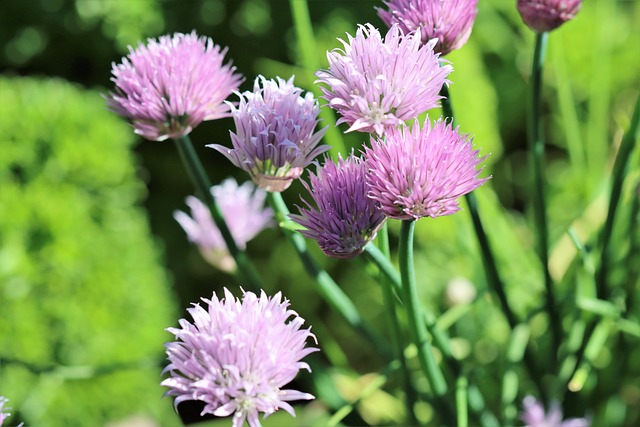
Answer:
top-left (174, 177), bottom-right (273, 272)
top-left (521, 396), bottom-right (591, 427)
top-left (517, 0), bottom-right (583, 32)
top-left (289, 154), bottom-right (387, 259)
top-left (209, 76), bottom-right (329, 193)
top-left (162, 289), bottom-right (319, 427)
top-left (377, 0), bottom-right (478, 55)
top-left (316, 23), bottom-right (452, 137)
top-left (364, 117), bottom-right (488, 220)
top-left (107, 31), bottom-right (243, 141)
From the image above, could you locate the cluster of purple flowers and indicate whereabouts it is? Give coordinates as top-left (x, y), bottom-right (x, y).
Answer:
top-left (316, 23), bottom-right (451, 136)
top-left (104, 0), bottom-right (586, 425)
top-left (162, 289), bottom-right (318, 427)
top-left (107, 31), bottom-right (242, 141)
top-left (297, 18), bottom-right (486, 256)
top-left (289, 153), bottom-right (387, 259)
top-left (209, 76), bottom-right (329, 192)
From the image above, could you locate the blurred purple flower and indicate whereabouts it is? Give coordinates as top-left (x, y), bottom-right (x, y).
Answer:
top-left (0, 397), bottom-right (9, 427)
top-left (521, 396), bottom-right (591, 427)
top-left (316, 23), bottom-right (452, 137)
top-left (0, 397), bottom-right (21, 427)
top-left (517, 0), bottom-right (583, 32)
top-left (107, 31), bottom-right (243, 141)
top-left (174, 178), bottom-right (273, 272)
top-left (209, 76), bottom-right (329, 192)
top-left (162, 289), bottom-right (318, 427)
top-left (364, 118), bottom-right (488, 220)
top-left (290, 154), bottom-right (387, 259)
top-left (377, 0), bottom-right (478, 55)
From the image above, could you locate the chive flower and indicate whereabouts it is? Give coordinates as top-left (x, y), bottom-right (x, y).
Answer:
top-left (377, 0), bottom-right (479, 55)
top-left (517, 0), bottom-right (583, 33)
top-left (521, 396), bottom-right (590, 427)
top-left (364, 118), bottom-right (488, 220)
top-left (290, 154), bottom-right (387, 259)
top-left (174, 178), bottom-right (273, 272)
top-left (162, 289), bottom-right (319, 427)
top-left (107, 31), bottom-right (243, 141)
top-left (210, 76), bottom-right (329, 192)
top-left (316, 23), bottom-right (452, 136)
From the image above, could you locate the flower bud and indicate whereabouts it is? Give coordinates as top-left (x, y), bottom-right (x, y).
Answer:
top-left (517, 0), bottom-right (583, 33)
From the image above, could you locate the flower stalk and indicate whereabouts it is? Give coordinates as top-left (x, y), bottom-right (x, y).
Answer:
top-left (398, 220), bottom-right (448, 397)
top-left (527, 31), bottom-right (562, 365)
top-left (268, 191), bottom-right (390, 358)
top-left (377, 223), bottom-right (419, 425)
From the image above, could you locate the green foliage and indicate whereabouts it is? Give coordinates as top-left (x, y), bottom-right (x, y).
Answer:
top-left (0, 77), bottom-right (180, 426)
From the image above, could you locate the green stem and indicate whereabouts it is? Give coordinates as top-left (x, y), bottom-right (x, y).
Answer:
top-left (364, 244), bottom-right (500, 425)
top-left (174, 135), bottom-right (262, 292)
top-left (456, 376), bottom-right (469, 427)
top-left (288, 0), bottom-right (346, 157)
top-left (528, 31), bottom-right (561, 366)
top-left (398, 220), bottom-right (447, 397)
top-left (364, 243), bottom-right (454, 359)
top-left (596, 96), bottom-right (640, 300)
top-left (377, 223), bottom-right (419, 425)
top-left (363, 244), bottom-right (400, 297)
top-left (267, 191), bottom-right (390, 358)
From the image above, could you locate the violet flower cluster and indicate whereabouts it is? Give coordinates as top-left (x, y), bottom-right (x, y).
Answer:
top-left (316, 23), bottom-right (452, 136)
top-left (364, 118), bottom-right (488, 220)
top-left (210, 76), bottom-right (329, 192)
top-left (377, 0), bottom-right (478, 55)
top-left (174, 177), bottom-right (273, 272)
top-left (106, 31), bottom-right (242, 141)
top-left (162, 289), bottom-right (318, 427)
top-left (517, 0), bottom-right (583, 33)
top-left (290, 154), bottom-right (387, 259)
top-left (520, 396), bottom-right (591, 427)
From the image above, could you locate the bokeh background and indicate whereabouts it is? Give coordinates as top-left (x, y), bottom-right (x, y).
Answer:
top-left (1, 0), bottom-right (639, 426)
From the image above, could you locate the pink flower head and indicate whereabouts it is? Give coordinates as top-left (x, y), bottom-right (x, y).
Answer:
top-left (364, 118), bottom-right (488, 220)
top-left (517, 0), bottom-right (583, 32)
top-left (107, 31), bottom-right (243, 141)
top-left (162, 289), bottom-right (319, 427)
top-left (316, 23), bottom-right (452, 137)
top-left (290, 154), bottom-right (387, 259)
top-left (521, 396), bottom-right (591, 427)
top-left (210, 76), bottom-right (329, 193)
top-left (174, 177), bottom-right (273, 272)
top-left (377, 0), bottom-right (478, 55)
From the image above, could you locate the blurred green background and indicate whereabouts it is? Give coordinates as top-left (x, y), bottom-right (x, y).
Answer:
top-left (1, 0), bottom-right (639, 426)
